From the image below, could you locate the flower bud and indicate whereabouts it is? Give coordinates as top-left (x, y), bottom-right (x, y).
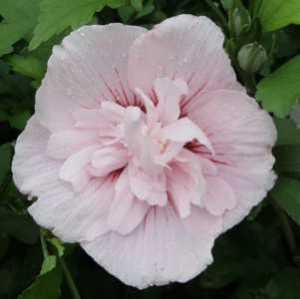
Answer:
top-left (229, 6), bottom-right (251, 37)
top-left (238, 43), bottom-right (268, 73)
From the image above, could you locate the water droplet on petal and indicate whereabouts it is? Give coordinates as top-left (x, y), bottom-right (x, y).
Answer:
top-left (66, 88), bottom-right (72, 96)
top-left (169, 55), bottom-right (175, 61)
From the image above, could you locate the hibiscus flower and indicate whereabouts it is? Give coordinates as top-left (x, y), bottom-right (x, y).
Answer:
top-left (12, 15), bottom-right (276, 288)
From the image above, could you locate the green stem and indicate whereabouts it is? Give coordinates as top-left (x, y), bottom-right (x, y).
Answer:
top-left (40, 230), bottom-right (81, 299)
top-left (40, 230), bottom-right (49, 259)
top-left (58, 256), bottom-right (82, 299)
top-left (272, 200), bottom-right (297, 256)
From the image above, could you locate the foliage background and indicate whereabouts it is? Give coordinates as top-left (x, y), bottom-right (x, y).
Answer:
top-left (1, 0), bottom-right (300, 298)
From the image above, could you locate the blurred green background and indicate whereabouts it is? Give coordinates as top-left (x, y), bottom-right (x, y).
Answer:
top-left (2, 0), bottom-right (300, 298)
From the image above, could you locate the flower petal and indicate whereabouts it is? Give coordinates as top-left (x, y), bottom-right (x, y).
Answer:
top-left (154, 77), bottom-right (188, 125)
top-left (36, 24), bottom-right (147, 131)
top-left (89, 145), bottom-right (128, 177)
top-left (161, 117), bottom-right (213, 153)
top-left (107, 169), bottom-right (133, 230)
top-left (188, 90), bottom-right (277, 231)
top-left (167, 157), bottom-right (205, 218)
top-left (204, 177), bottom-right (236, 216)
top-left (11, 117), bottom-right (83, 236)
top-left (187, 90), bottom-right (276, 148)
top-left (59, 146), bottom-right (98, 192)
top-left (128, 162), bottom-right (167, 206)
top-left (52, 178), bottom-right (114, 242)
top-left (12, 116), bottom-right (62, 196)
top-left (107, 169), bottom-right (149, 235)
top-left (47, 129), bottom-right (98, 159)
top-left (128, 15), bottom-right (242, 100)
top-left (116, 199), bottom-right (149, 235)
top-left (82, 206), bottom-right (222, 289)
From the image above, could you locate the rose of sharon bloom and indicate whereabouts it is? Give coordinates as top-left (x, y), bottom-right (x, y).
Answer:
top-left (12, 15), bottom-right (277, 288)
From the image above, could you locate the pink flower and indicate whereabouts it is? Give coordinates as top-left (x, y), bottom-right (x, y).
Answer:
top-left (12, 15), bottom-right (276, 288)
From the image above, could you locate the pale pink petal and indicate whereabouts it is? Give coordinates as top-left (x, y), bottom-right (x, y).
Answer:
top-left (128, 15), bottom-right (242, 101)
top-left (89, 146), bottom-right (128, 177)
top-left (82, 206), bottom-right (222, 289)
top-left (72, 107), bottom-right (124, 145)
top-left (168, 180), bottom-right (191, 218)
top-left (59, 146), bottom-right (98, 192)
top-left (123, 107), bottom-right (161, 172)
top-left (11, 117), bottom-right (82, 237)
top-left (135, 88), bottom-right (157, 125)
top-left (167, 159), bottom-right (205, 218)
top-left (198, 157), bottom-right (218, 176)
top-left (36, 24), bottom-right (146, 132)
top-left (52, 178), bottom-right (114, 242)
top-left (47, 129), bottom-right (98, 159)
top-left (107, 169), bottom-right (149, 235)
top-left (155, 142), bottom-right (184, 166)
top-left (72, 108), bottom-right (102, 129)
top-left (219, 157), bottom-right (276, 231)
top-left (187, 90), bottom-right (276, 148)
top-left (123, 106), bottom-right (143, 152)
top-left (128, 162), bottom-right (167, 206)
top-left (188, 90), bottom-right (276, 230)
top-left (154, 77), bottom-right (188, 124)
top-left (107, 169), bottom-right (134, 230)
top-left (12, 116), bottom-right (63, 196)
top-left (116, 200), bottom-right (149, 235)
top-left (101, 101), bottom-right (126, 123)
top-left (203, 177), bottom-right (236, 216)
top-left (28, 187), bottom-right (74, 233)
top-left (161, 117), bottom-right (213, 153)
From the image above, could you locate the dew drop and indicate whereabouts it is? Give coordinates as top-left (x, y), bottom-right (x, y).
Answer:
top-left (158, 65), bottom-right (163, 73)
top-left (169, 55), bottom-right (175, 61)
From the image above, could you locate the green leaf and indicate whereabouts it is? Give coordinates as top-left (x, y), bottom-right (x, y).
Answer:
top-left (276, 28), bottom-right (300, 58)
top-left (264, 268), bottom-right (300, 299)
top-left (0, 143), bottom-right (12, 186)
top-left (0, 0), bottom-right (40, 57)
top-left (274, 145), bottom-right (300, 174)
top-left (0, 208), bottom-right (39, 244)
top-left (131, 0), bottom-right (143, 11)
top-left (49, 238), bottom-right (65, 257)
top-left (271, 177), bottom-right (300, 225)
top-left (0, 234), bottom-right (9, 261)
top-left (274, 118), bottom-right (300, 145)
top-left (18, 266), bottom-right (62, 299)
top-left (29, 0), bottom-right (106, 50)
top-left (118, 5), bottom-right (136, 22)
top-left (9, 110), bottom-right (31, 130)
top-left (8, 55), bottom-right (44, 80)
top-left (256, 55), bottom-right (300, 118)
top-left (259, 0), bottom-right (300, 32)
top-left (135, 0), bottom-right (154, 19)
top-left (12, 31), bottom-right (68, 87)
top-left (107, 0), bottom-right (127, 8)
top-left (40, 256), bottom-right (57, 275)
top-left (221, 0), bottom-right (234, 10)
